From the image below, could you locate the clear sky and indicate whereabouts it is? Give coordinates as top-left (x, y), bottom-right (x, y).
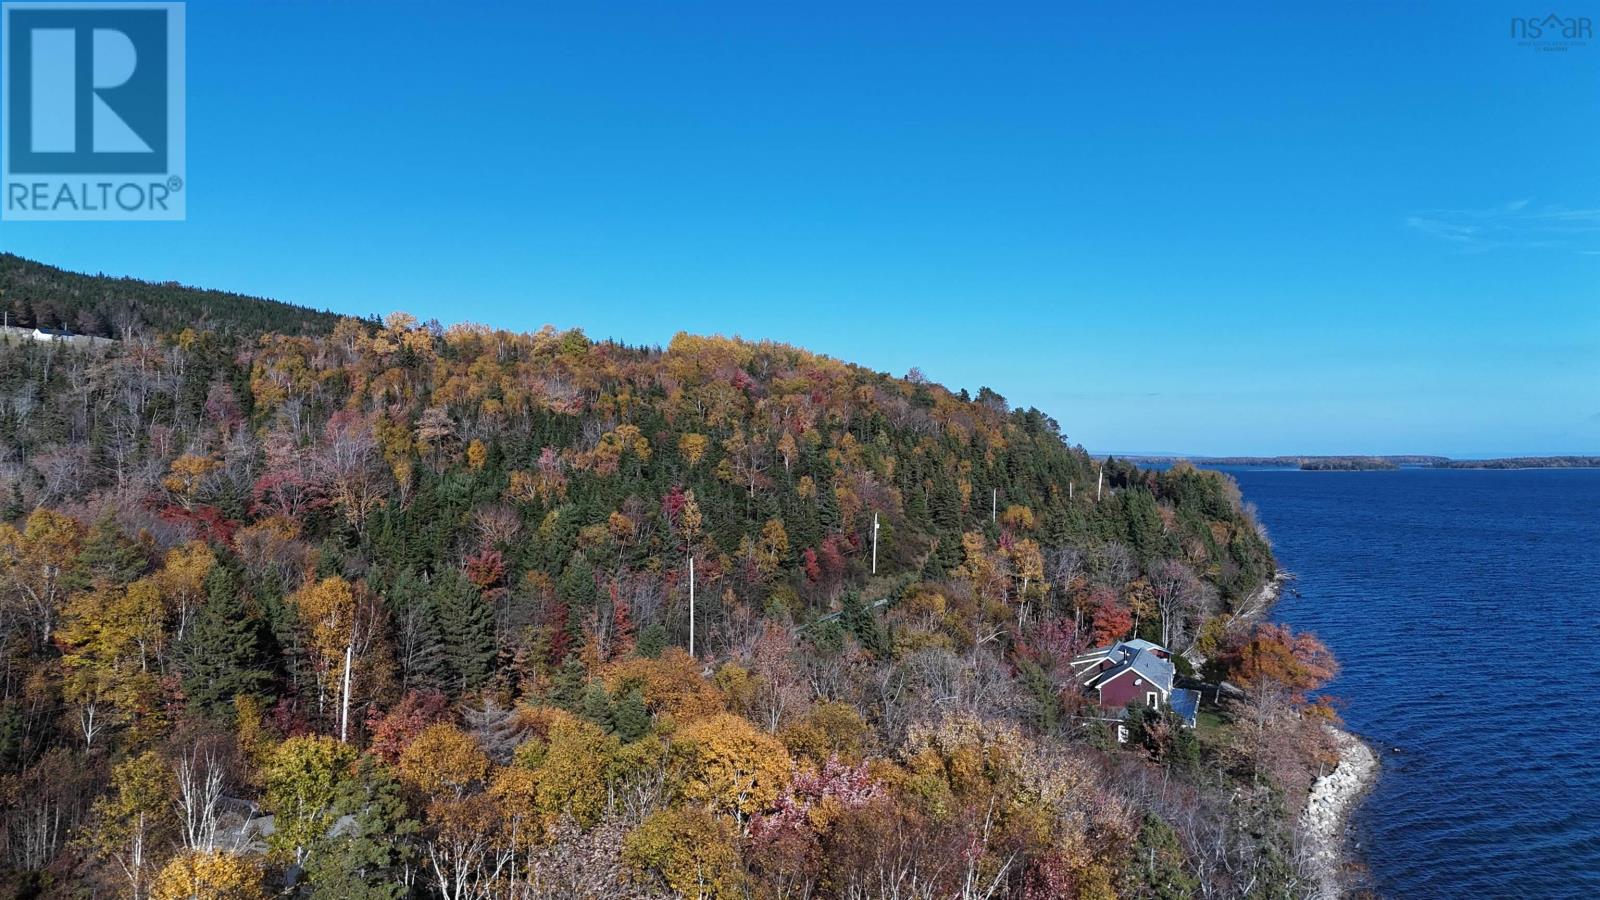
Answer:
top-left (2, 1), bottom-right (1596, 456)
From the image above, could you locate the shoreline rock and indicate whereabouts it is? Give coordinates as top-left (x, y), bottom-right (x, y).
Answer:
top-left (1181, 569), bottom-right (1289, 672)
top-left (1234, 569), bottom-right (1289, 623)
top-left (1302, 724), bottom-right (1380, 899)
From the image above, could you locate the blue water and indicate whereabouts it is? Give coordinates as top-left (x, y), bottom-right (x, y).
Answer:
top-left (1224, 467), bottom-right (1600, 898)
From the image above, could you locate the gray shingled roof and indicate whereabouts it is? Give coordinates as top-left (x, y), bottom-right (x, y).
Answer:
top-left (1125, 650), bottom-right (1175, 690)
top-left (1079, 639), bottom-right (1177, 693)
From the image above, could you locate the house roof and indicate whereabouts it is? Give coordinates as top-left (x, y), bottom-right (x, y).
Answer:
top-left (1125, 651), bottom-right (1175, 689)
top-left (1168, 688), bottom-right (1200, 727)
top-left (1073, 639), bottom-right (1177, 694)
top-left (1070, 637), bottom-right (1165, 667)
top-left (1088, 651), bottom-right (1174, 691)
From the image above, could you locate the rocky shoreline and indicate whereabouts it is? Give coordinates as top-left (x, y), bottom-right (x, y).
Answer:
top-left (1302, 724), bottom-right (1380, 899)
top-left (1189, 569), bottom-right (1381, 895)
top-left (1228, 571), bottom-right (1381, 897)
top-left (1234, 569), bottom-right (1289, 623)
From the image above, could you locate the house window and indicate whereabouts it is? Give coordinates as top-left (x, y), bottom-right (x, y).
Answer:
top-left (1146, 692), bottom-right (1159, 709)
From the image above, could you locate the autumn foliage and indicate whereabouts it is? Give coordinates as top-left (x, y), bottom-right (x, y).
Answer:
top-left (0, 284), bottom-right (1309, 898)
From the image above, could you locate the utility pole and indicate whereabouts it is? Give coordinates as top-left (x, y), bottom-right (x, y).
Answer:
top-left (1097, 466), bottom-right (1104, 501)
top-left (339, 644), bottom-right (353, 743)
top-left (871, 512), bottom-right (880, 575)
top-left (688, 556), bottom-right (695, 659)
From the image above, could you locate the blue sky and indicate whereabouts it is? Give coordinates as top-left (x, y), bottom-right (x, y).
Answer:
top-left (2, 1), bottom-right (1596, 456)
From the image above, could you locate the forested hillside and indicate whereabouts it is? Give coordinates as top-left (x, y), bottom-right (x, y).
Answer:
top-left (0, 254), bottom-right (346, 338)
top-left (0, 263), bottom-right (1340, 899)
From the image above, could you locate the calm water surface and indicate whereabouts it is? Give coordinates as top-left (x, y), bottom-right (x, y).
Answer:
top-left (1225, 467), bottom-right (1600, 899)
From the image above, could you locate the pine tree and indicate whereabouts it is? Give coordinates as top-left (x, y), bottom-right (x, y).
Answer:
top-left (930, 479), bottom-right (963, 532)
top-left (550, 655), bottom-right (587, 711)
top-left (304, 757), bottom-right (416, 899)
top-left (905, 484), bottom-right (931, 531)
top-left (1018, 660), bottom-right (1059, 734)
top-left (434, 570), bottom-right (496, 692)
top-left (817, 480), bottom-right (841, 535)
top-left (2, 484), bottom-right (22, 522)
top-left (924, 531), bottom-right (963, 580)
top-left (74, 515), bottom-right (146, 588)
top-left (178, 562), bottom-right (272, 718)
top-left (637, 624), bottom-right (667, 659)
top-left (386, 571), bottom-right (445, 690)
top-left (839, 590), bottom-right (888, 657)
top-left (558, 552), bottom-right (598, 610)
top-left (1122, 487), bottom-right (1169, 564)
top-left (611, 684), bottom-right (650, 742)
top-left (578, 681), bottom-right (614, 731)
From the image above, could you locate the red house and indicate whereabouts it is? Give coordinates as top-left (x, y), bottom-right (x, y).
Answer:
top-left (1070, 639), bottom-right (1199, 726)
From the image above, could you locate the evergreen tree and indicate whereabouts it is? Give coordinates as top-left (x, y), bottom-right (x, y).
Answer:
top-left (178, 562), bottom-right (272, 718)
top-left (636, 624), bottom-right (667, 659)
top-left (924, 531), bottom-right (962, 580)
top-left (1123, 487), bottom-right (1170, 564)
top-left (550, 654), bottom-right (587, 711)
top-left (386, 571), bottom-right (446, 689)
top-left (578, 681), bottom-right (615, 731)
top-left (1, 484), bottom-right (22, 522)
top-left (839, 590), bottom-right (888, 657)
top-left (904, 484), bottom-right (931, 532)
top-left (558, 552), bottom-right (599, 610)
top-left (1018, 660), bottom-right (1060, 734)
top-left (611, 685), bottom-right (650, 742)
top-left (434, 570), bottom-right (496, 691)
top-left (1119, 812), bottom-right (1201, 900)
top-left (304, 758), bottom-right (417, 900)
top-left (929, 478), bottom-right (963, 532)
top-left (74, 514), bottom-right (146, 588)
top-left (817, 480), bottom-right (841, 534)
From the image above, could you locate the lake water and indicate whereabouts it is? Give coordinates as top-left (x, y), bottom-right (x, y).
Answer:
top-left (1224, 467), bottom-right (1600, 898)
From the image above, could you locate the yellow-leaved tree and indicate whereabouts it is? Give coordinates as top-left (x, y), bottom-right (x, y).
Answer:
top-left (678, 432), bottom-right (709, 467)
top-left (288, 576), bottom-right (361, 739)
top-left (151, 541), bottom-right (215, 643)
top-left (0, 508), bottom-right (83, 648)
top-left (57, 578), bottom-right (166, 747)
top-left (623, 807), bottom-right (743, 900)
top-left (604, 649), bottom-right (724, 726)
top-left (151, 851), bottom-right (267, 900)
top-left (397, 723), bottom-right (490, 801)
top-left (88, 750), bottom-right (176, 900)
top-left (673, 712), bottom-right (791, 823)
top-left (261, 736), bottom-right (355, 868)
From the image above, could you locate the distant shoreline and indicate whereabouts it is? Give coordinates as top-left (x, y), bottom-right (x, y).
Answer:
top-left (1112, 453), bottom-right (1600, 471)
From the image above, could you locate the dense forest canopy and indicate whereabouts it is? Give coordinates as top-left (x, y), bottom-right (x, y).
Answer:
top-left (0, 259), bottom-right (1339, 900)
top-left (0, 254), bottom-right (346, 338)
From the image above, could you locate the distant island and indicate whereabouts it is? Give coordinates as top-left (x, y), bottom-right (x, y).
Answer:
top-left (1117, 454), bottom-right (1600, 471)
top-left (1431, 456), bottom-right (1600, 469)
